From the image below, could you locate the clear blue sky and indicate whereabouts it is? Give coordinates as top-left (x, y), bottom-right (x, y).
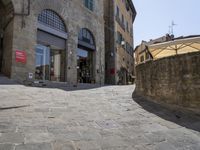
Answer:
top-left (133, 0), bottom-right (200, 46)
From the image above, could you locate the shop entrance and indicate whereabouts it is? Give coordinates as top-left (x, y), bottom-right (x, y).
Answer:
top-left (0, 1), bottom-right (5, 73)
top-left (35, 45), bottom-right (65, 81)
top-left (0, 33), bottom-right (3, 73)
top-left (77, 48), bottom-right (93, 83)
top-left (0, 0), bottom-right (14, 75)
top-left (77, 28), bottom-right (96, 83)
top-left (36, 9), bottom-right (67, 82)
top-left (118, 67), bottom-right (128, 85)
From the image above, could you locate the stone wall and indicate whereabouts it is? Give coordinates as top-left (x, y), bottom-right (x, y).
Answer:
top-left (133, 52), bottom-right (200, 113)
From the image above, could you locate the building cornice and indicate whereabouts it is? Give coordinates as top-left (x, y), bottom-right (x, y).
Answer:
top-left (127, 0), bottom-right (137, 22)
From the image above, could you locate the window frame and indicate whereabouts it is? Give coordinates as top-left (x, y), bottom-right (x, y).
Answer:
top-left (84, 0), bottom-right (94, 11)
top-left (38, 9), bottom-right (66, 33)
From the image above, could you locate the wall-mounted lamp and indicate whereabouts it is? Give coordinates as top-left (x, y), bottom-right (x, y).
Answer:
top-left (110, 52), bottom-right (114, 57)
top-left (121, 41), bottom-right (125, 46)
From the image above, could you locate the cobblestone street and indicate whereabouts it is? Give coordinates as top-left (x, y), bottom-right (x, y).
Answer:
top-left (0, 76), bottom-right (200, 150)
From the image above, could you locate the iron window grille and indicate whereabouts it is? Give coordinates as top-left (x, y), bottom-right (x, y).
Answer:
top-left (38, 9), bottom-right (66, 33)
top-left (84, 0), bottom-right (94, 11)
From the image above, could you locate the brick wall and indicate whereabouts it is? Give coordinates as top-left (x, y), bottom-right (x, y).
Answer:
top-left (133, 52), bottom-right (200, 113)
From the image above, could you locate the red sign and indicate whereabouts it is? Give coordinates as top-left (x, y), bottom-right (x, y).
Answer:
top-left (110, 68), bottom-right (115, 75)
top-left (15, 50), bottom-right (26, 63)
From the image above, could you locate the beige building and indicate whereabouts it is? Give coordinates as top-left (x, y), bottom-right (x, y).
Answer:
top-left (104, 0), bottom-right (136, 85)
top-left (134, 34), bottom-right (174, 65)
top-left (0, 0), bottom-right (105, 85)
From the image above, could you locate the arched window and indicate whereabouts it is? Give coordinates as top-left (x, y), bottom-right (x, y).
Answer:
top-left (78, 28), bottom-right (95, 46)
top-left (38, 9), bottom-right (66, 32)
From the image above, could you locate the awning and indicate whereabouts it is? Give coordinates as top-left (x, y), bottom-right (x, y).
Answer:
top-left (148, 36), bottom-right (200, 60)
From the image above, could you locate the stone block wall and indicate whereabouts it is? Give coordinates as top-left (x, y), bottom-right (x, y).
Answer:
top-left (134, 52), bottom-right (200, 113)
top-left (4, 0), bottom-right (105, 84)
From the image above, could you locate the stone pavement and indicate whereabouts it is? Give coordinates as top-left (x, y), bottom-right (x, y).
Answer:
top-left (0, 76), bottom-right (200, 150)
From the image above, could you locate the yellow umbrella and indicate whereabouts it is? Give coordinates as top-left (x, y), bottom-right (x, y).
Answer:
top-left (148, 36), bottom-right (200, 60)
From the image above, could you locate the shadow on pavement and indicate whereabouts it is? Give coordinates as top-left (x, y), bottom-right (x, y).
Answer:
top-left (35, 82), bottom-right (104, 91)
top-left (0, 75), bottom-right (18, 85)
top-left (0, 74), bottom-right (107, 91)
top-left (132, 94), bottom-right (200, 133)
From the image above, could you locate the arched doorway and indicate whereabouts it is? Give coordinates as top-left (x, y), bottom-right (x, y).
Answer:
top-left (77, 28), bottom-right (96, 83)
top-left (118, 67), bottom-right (128, 85)
top-left (0, 0), bottom-right (14, 76)
top-left (0, 1), bottom-right (4, 72)
top-left (35, 9), bottom-right (67, 82)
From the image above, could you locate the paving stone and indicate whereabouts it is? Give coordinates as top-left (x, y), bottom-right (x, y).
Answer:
top-left (75, 140), bottom-right (101, 150)
top-left (145, 131), bottom-right (167, 144)
top-left (155, 142), bottom-right (177, 150)
top-left (133, 144), bottom-right (156, 150)
top-left (96, 120), bottom-right (120, 129)
top-left (0, 78), bottom-right (200, 149)
top-left (24, 132), bottom-right (54, 143)
top-left (102, 146), bottom-right (133, 150)
top-left (15, 143), bottom-right (52, 150)
top-left (0, 132), bottom-right (24, 144)
top-left (188, 143), bottom-right (200, 150)
top-left (0, 122), bottom-right (16, 133)
top-left (99, 135), bottom-right (132, 149)
top-left (0, 144), bottom-right (14, 150)
top-left (17, 126), bottom-right (48, 133)
top-left (79, 131), bottom-right (102, 140)
top-left (140, 123), bottom-right (169, 133)
top-left (53, 132), bottom-right (82, 141)
top-left (52, 141), bottom-right (75, 150)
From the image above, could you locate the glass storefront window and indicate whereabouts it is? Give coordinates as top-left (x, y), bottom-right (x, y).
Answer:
top-left (35, 45), bottom-right (50, 80)
top-left (50, 50), bottom-right (65, 82)
top-left (77, 28), bottom-right (95, 84)
top-left (77, 48), bottom-right (93, 83)
top-left (35, 45), bottom-right (65, 82)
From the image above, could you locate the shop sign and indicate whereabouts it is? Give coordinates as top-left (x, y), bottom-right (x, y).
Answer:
top-left (28, 73), bottom-right (33, 79)
top-left (15, 50), bottom-right (26, 63)
top-left (110, 68), bottom-right (115, 75)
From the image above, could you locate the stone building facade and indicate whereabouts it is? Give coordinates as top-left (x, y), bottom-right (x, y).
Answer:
top-left (104, 0), bottom-right (136, 85)
top-left (0, 0), bottom-right (105, 85)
